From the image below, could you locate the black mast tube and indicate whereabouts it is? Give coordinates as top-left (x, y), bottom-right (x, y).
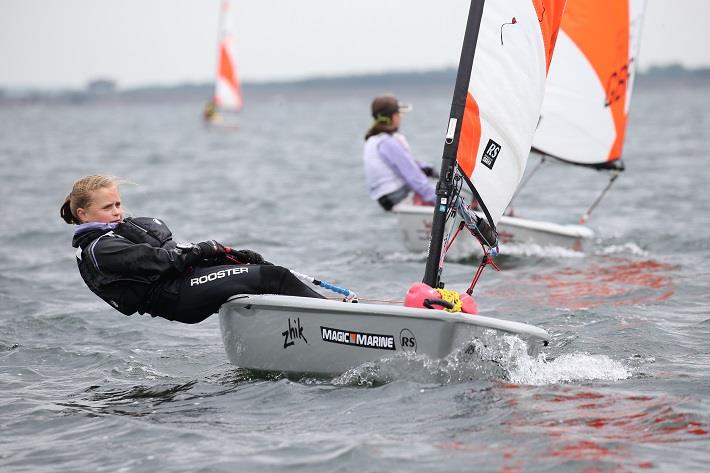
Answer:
top-left (423, 0), bottom-right (485, 287)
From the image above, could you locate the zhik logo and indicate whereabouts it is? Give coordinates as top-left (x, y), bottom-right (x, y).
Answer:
top-left (282, 317), bottom-right (308, 349)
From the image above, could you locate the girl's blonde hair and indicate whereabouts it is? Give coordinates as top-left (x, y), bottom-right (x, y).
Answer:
top-left (60, 175), bottom-right (119, 224)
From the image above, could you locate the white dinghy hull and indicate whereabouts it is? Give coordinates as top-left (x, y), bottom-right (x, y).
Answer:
top-left (393, 203), bottom-right (594, 255)
top-left (219, 295), bottom-right (548, 376)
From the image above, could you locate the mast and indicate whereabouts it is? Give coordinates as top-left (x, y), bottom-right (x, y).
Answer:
top-left (423, 0), bottom-right (485, 288)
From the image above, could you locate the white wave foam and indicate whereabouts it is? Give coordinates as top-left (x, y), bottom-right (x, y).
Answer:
top-left (500, 243), bottom-right (585, 259)
top-left (123, 362), bottom-right (170, 380)
top-left (509, 351), bottom-right (632, 385)
top-left (381, 251), bottom-right (428, 263)
top-left (384, 240), bottom-right (644, 264)
top-left (334, 334), bottom-right (631, 387)
top-left (596, 242), bottom-right (647, 256)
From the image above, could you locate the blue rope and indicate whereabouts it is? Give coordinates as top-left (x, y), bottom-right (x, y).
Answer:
top-left (313, 279), bottom-right (355, 298)
top-left (290, 270), bottom-right (358, 301)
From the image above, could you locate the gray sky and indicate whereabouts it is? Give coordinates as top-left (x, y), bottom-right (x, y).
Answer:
top-left (1, 0), bottom-right (708, 90)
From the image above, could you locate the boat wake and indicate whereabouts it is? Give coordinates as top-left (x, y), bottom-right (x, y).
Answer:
top-left (384, 242), bottom-right (585, 265)
top-left (332, 334), bottom-right (630, 387)
top-left (381, 251), bottom-right (428, 263)
top-left (500, 242), bottom-right (586, 259)
top-left (596, 241), bottom-right (647, 256)
top-left (509, 351), bottom-right (632, 385)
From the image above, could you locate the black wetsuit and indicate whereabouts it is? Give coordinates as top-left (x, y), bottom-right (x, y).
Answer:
top-left (72, 217), bottom-right (323, 324)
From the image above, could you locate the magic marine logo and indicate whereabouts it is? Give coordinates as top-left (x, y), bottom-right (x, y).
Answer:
top-left (320, 326), bottom-right (395, 351)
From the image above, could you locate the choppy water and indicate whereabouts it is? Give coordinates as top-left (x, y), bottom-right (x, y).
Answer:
top-left (1, 78), bottom-right (709, 472)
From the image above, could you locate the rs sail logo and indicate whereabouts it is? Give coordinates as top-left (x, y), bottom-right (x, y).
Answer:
top-left (481, 139), bottom-right (501, 170)
top-left (320, 326), bottom-right (395, 351)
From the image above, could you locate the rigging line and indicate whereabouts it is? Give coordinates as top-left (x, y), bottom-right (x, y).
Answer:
top-left (331, 297), bottom-right (404, 305)
top-left (466, 252), bottom-right (501, 295)
top-left (439, 173), bottom-right (464, 266)
top-left (459, 170), bottom-right (494, 228)
top-left (440, 217), bottom-right (458, 265)
top-left (444, 222), bottom-right (465, 255)
top-left (508, 154), bottom-right (546, 211)
top-left (579, 170), bottom-right (621, 224)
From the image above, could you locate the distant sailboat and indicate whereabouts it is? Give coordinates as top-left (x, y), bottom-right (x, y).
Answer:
top-left (204, 0), bottom-right (243, 125)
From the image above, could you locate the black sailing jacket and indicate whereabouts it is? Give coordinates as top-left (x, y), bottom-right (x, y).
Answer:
top-left (72, 217), bottom-right (193, 316)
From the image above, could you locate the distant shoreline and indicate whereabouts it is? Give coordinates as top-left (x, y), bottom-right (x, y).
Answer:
top-left (1, 64), bottom-right (708, 104)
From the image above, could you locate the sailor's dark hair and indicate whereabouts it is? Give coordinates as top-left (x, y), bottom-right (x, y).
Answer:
top-left (364, 94), bottom-right (401, 140)
top-left (365, 119), bottom-right (399, 140)
top-left (60, 175), bottom-right (119, 224)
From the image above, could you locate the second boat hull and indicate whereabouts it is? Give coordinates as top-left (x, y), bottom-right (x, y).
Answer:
top-left (393, 203), bottom-right (594, 256)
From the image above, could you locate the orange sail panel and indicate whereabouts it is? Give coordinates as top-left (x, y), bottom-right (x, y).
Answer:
top-left (456, 0), bottom-right (567, 226)
top-left (532, 0), bottom-right (567, 71)
top-left (218, 41), bottom-right (240, 101)
top-left (456, 93), bottom-right (481, 178)
top-left (532, 0), bottom-right (646, 165)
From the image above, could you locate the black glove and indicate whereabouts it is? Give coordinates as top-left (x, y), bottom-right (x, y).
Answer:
top-left (420, 164), bottom-right (439, 178)
top-left (229, 249), bottom-right (265, 265)
top-left (193, 240), bottom-right (226, 260)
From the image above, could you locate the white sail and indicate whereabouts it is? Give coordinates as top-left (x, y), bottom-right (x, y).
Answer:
top-left (532, 0), bottom-right (646, 166)
top-left (213, 0), bottom-right (243, 111)
top-left (456, 0), bottom-right (566, 226)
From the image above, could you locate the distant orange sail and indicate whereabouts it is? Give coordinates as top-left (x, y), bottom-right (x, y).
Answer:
top-left (532, 0), bottom-right (646, 166)
top-left (213, 0), bottom-right (243, 111)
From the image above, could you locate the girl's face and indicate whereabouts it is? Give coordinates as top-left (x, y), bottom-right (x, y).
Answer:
top-left (392, 112), bottom-right (402, 128)
top-left (76, 185), bottom-right (124, 224)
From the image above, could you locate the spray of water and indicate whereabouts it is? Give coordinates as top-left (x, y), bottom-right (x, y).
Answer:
top-left (333, 333), bottom-right (631, 387)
